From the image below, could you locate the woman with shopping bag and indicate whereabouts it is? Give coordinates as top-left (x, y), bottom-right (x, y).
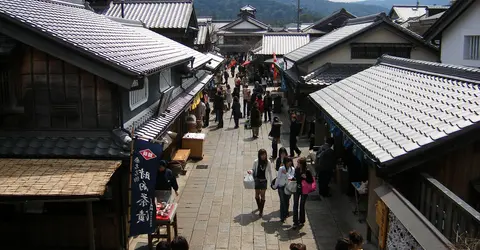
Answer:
top-left (292, 157), bottom-right (315, 229)
top-left (247, 149), bottom-right (273, 217)
top-left (273, 157), bottom-right (295, 223)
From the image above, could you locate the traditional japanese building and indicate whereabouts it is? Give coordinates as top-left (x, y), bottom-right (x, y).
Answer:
top-left (309, 55), bottom-right (480, 249)
top-left (388, 5), bottom-right (450, 35)
top-left (215, 5), bottom-right (273, 55)
top-left (277, 13), bottom-right (439, 126)
top-left (302, 8), bottom-right (356, 39)
top-left (424, 0), bottom-right (480, 68)
top-left (0, 0), bottom-right (220, 249)
top-left (195, 17), bottom-right (213, 52)
top-left (103, 0), bottom-right (199, 47)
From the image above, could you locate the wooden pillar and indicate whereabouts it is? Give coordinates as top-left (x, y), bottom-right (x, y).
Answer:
top-left (87, 201), bottom-right (95, 250)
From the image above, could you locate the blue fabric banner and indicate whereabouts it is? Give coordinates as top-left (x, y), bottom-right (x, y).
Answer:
top-left (281, 73), bottom-right (287, 92)
top-left (130, 138), bottom-right (163, 236)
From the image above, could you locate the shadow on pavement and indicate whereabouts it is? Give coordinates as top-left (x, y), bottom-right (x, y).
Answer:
top-left (233, 213), bottom-right (260, 226)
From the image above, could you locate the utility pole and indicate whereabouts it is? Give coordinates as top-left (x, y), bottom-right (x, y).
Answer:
top-left (297, 0), bottom-right (300, 32)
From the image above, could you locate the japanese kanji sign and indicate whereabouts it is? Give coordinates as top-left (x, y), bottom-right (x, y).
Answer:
top-left (130, 138), bottom-right (163, 236)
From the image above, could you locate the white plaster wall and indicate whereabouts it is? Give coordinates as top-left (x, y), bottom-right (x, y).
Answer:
top-left (441, 0), bottom-right (480, 67)
top-left (303, 25), bottom-right (439, 72)
top-left (230, 21), bottom-right (262, 30)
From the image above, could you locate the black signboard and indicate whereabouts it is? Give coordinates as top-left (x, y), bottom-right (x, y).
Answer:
top-left (130, 138), bottom-right (163, 236)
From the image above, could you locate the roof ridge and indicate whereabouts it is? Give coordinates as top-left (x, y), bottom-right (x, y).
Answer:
top-left (36, 0), bottom-right (85, 8)
top-left (378, 55), bottom-right (480, 84)
top-left (346, 12), bottom-right (385, 25)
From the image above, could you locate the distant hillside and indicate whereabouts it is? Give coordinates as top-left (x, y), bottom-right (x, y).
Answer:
top-left (360, 0), bottom-right (450, 8)
top-left (195, 0), bottom-right (391, 26)
top-left (274, 0), bottom-right (389, 17)
top-left (195, 0), bottom-right (323, 26)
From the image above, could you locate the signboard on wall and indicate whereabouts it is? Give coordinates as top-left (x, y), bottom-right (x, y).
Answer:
top-left (129, 138), bottom-right (163, 236)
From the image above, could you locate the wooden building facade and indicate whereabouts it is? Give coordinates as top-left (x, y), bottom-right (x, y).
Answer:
top-left (309, 56), bottom-right (480, 249)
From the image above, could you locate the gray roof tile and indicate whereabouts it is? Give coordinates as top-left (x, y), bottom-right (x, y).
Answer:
top-left (104, 0), bottom-right (194, 29)
top-left (0, 0), bottom-right (192, 76)
top-left (303, 64), bottom-right (371, 86)
top-left (255, 33), bottom-right (310, 56)
top-left (136, 73), bottom-right (213, 140)
top-left (310, 55), bottom-right (480, 165)
top-left (195, 23), bottom-right (209, 45)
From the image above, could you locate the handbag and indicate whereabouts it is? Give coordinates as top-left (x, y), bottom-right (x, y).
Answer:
top-left (244, 119), bottom-right (252, 130)
top-left (302, 179), bottom-right (317, 194)
top-left (285, 180), bottom-right (297, 195)
top-left (270, 178), bottom-right (277, 190)
top-left (243, 173), bottom-right (255, 189)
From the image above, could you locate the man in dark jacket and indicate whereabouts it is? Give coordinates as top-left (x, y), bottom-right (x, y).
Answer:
top-left (316, 137), bottom-right (336, 197)
top-left (263, 91), bottom-right (272, 122)
top-left (155, 160), bottom-right (179, 197)
top-left (214, 90), bottom-right (224, 128)
top-left (289, 115), bottom-right (301, 157)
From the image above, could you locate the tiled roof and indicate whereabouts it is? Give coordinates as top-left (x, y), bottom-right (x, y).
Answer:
top-left (241, 5), bottom-right (256, 11)
top-left (0, 159), bottom-right (121, 197)
top-left (197, 17), bottom-right (212, 23)
top-left (132, 26), bottom-right (211, 70)
top-left (302, 8), bottom-right (356, 32)
top-left (220, 16), bottom-right (271, 31)
top-left (205, 52), bottom-right (225, 71)
top-left (309, 55), bottom-right (480, 166)
top-left (286, 20), bottom-right (375, 62)
top-left (303, 64), bottom-right (371, 86)
top-left (255, 33), bottom-right (310, 55)
top-left (136, 73), bottom-right (214, 140)
top-left (423, 0), bottom-right (475, 41)
top-left (0, 0), bottom-right (192, 78)
top-left (0, 132), bottom-right (130, 159)
top-left (104, 0), bottom-right (194, 29)
top-left (286, 13), bottom-right (437, 63)
top-left (195, 23), bottom-right (209, 45)
top-left (390, 6), bottom-right (427, 23)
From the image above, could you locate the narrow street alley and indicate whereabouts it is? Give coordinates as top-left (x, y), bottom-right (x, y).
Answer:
top-left (133, 74), bottom-right (374, 250)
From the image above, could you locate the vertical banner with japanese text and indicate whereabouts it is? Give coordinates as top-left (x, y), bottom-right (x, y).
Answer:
top-left (130, 138), bottom-right (163, 236)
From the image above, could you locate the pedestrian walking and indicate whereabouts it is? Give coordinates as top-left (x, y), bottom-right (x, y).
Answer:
top-left (247, 149), bottom-right (273, 217)
top-left (231, 96), bottom-right (241, 129)
top-left (250, 102), bottom-right (261, 138)
top-left (242, 84), bottom-right (251, 117)
top-left (273, 157), bottom-right (295, 223)
top-left (335, 231), bottom-right (364, 250)
top-left (223, 70), bottom-right (229, 83)
top-left (316, 137), bottom-right (336, 197)
top-left (292, 157), bottom-right (314, 229)
top-left (204, 98), bottom-right (210, 127)
top-left (214, 90), bottom-right (224, 128)
top-left (226, 84), bottom-right (233, 110)
top-left (289, 114), bottom-right (302, 157)
top-left (275, 147), bottom-right (288, 171)
top-left (269, 117), bottom-right (282, 159)
top-left (197, 98), bottom-right (206, 128)
top-left (264, 91), bottom-right (272, 122)
top-left (230, 64), bottom-right (236, 77)
top-left (256, 95), bottom-right (264, 115)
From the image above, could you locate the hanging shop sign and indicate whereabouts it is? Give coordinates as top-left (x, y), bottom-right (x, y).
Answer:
top-left (191, 92), bottom-right (203, 110)
top-left (130, 138), bottom-right (163, 236)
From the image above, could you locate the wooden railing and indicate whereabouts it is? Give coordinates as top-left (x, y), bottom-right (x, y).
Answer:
top-left (417, 173), bottom-right (480, 244)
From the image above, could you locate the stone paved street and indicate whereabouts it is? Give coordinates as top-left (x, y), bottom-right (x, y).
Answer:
top-left (132, 73), bottom-right (375, 250)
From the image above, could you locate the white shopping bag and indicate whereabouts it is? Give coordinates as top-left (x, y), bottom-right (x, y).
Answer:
top-left (285, 180), bottom-right (297, 195)
top-left (243, 173), bottom-right (255, 189)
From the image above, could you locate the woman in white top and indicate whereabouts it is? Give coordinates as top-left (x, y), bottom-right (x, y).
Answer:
top-left (273, 157), bottom-right (295, 222)
top-left (247, 149), bottom-right (273, 217)
top-left (226, 84), bottom-right (233, 110)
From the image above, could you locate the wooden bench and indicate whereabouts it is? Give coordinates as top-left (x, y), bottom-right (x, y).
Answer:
top-left (171, 149), bottom-right (190, 175)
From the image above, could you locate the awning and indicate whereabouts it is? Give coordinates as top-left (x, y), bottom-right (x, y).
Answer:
top-left (375, 185), bottom-right (451, 249)
top-left (135, 73), bottom-right (214, 140)
top-left (0, 159), bottom-right (121, 198)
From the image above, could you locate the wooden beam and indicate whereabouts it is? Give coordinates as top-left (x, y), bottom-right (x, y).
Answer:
top-left (87, 201), bottom-right (96, 250)
top-left (0, 18), bottom-right (136, 89)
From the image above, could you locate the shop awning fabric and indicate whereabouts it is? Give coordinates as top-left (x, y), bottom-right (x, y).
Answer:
top-left (0, 159), bottom-right (121, 197)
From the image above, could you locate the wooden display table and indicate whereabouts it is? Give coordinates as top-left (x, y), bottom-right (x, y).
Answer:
top-left (148, 203), bottom-right (178, 250)
top-left (172, 149), bottom-right (191, 175)
top-left (182, 133), bottom-right (205, 159)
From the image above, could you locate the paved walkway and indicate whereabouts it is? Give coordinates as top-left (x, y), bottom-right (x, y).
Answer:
top-left (133, 71), bottom-right (375, 250)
